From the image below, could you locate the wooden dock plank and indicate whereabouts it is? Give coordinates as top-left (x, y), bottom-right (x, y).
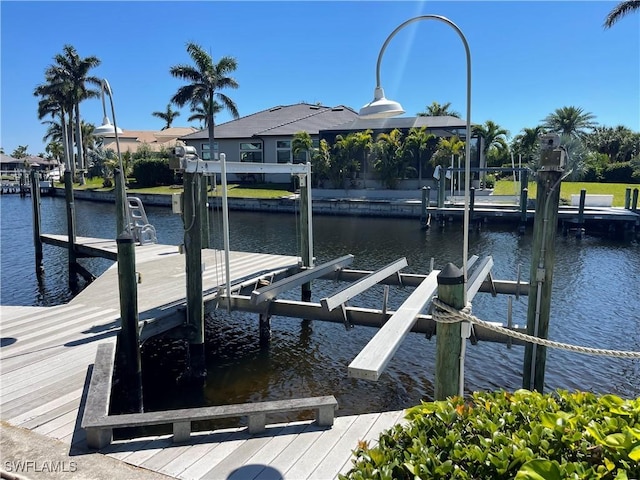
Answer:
top-left (348, 270), bottom-right (440, 381)
top-left (308, 412), bottom-right (380, 479)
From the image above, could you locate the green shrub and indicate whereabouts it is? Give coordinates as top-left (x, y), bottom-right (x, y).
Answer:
top-left (602, 162), bottom-right (635, 184)
top-left (131, 158), bottom-right (174, 187)
top-left (341, 389), bottom-right (640, 480)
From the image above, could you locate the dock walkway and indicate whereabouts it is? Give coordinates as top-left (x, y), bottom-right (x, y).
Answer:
top-left (1, 239), bottom-right (405, 479)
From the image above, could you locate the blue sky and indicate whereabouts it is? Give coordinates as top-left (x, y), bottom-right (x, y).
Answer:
top-left (1, 1), bottom-right (638, 156)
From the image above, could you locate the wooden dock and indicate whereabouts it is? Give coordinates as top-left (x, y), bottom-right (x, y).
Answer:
top-left (0, 239), bottom-right (406, 479)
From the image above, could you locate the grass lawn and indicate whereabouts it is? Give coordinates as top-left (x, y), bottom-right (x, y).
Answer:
top-left (64, 177), bottom-right (292, 199)
top-left (493, 179), bottom-right (637, 207)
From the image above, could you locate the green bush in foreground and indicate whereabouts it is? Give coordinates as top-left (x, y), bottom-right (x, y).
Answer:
top-left (341, 390), bottom-right (640, 480)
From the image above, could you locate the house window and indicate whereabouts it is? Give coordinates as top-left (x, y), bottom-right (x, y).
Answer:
top-left (240, 142), bottom-right (263, 162)
top-left (276, 140), bottom-right (291, 163)
top-left (201, 142), bottom-right (218, 160)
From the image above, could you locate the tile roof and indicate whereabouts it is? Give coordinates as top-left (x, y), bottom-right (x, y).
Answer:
top-left (181, 103), bottom-right (359, 140)
top-left (321, 115), bottom-right (472, 132)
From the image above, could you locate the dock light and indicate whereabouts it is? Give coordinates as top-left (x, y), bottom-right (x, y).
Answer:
top-left (94, 80), bottom-right (123, 137)
top-left (359, 14), bottom-right (472, 293)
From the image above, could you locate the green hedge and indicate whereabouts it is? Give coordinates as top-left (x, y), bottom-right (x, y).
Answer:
top-left (132, 158), bottom-right (175, 187)
top-left (341, 390), bottom-right (640, 480)
top-left (602, 162), bottom-right (635, 184)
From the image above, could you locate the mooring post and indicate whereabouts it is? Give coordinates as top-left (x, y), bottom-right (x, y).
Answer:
top-left (435, 263), bottom-right (464, 400)
top-left (523, 137), bottom-right (565, 392)
top-left (576, 188), bottom-right (586, 239)
top-left (625, 188), bottom-right (631, 210)
top-left (438, 173), bottom-right (446, 209)
top-left (420, 186), bottom-right (427, 226)
top-left (299, 167), bottom-right (313, 302)
top-left (200, 176), bottom-right (210, 249)
top-left (62, 170), bottom-right (78, 290)
top-left (30, 170), bottom-right (44, 275)
top-left (632, 188), bottom-right (639, 213)
top-left (469, 187), bottom-right (476, 226)
top-left (519, 188), bottom-right (528, 234)
top-left (115, 232), bottom-right (143, 413)
top-left (183, 171), bottom-right (206, 381)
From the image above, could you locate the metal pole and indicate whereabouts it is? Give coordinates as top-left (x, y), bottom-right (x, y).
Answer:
top-left (299, 163), bottom-right (314, 302)
top-left (30, 170), bottom-right (44, 275)
top-left (220, 153), bottom-right (232, 310)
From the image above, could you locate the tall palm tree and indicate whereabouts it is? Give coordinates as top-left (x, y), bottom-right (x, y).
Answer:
top-left (49, 45), bottom-right (101, 184)
top-left (170, 42), bottom-right (239, 163)
top-left (604, 0), bottom-right (640, 28)
top-left (404, 126), bottom-right (437, 182)
top-left (511, 125), bottom-right (545, 166)
top-left (187, 99), bottom-right (223, 129)
top-left (542, 106), bottom-right (597, 140)
top-left (417, 101), bottom-right (461, 118)
top-left (152, 103), bottom-right (181, 130)
top-left (473, 120), bottom-right (509, 157)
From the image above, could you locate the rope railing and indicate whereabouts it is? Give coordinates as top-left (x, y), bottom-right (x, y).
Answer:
top-left (431, 297), bottom-right (640, 359)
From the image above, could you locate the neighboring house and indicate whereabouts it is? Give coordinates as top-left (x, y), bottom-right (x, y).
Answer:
top-left (180, 103), bottom-right (359, 183)
top-left (100, 127), bottom-right (199, 154)
top-left (1, 153), bottom-right (59, 172)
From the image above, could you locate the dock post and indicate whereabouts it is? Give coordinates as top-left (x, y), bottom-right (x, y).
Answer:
top-left (115, 232), bottom-right (143, 413)
top-left (420, 186), bottom-right (427, 226)
top-left (63, 170), bottom-right (78, 290)
top-left (625, 188), bottom-right (631, 210)
top-left (469, 187), bottom-right (476, 229)
top-left (437, 173), bottom-right (446, 209)
top-left (522, 140), bottom-right (564, 392)
top-left (519, 188), bottom-right (528, 235)
top-left (576, 189), bottom-right (586, 238)
top-left (183, 171), bottom-right (206, 382)
top-left (299, 166), bottom-right (314, 302)
top-left (435, 263), bottom-right (464, 400)
top-left (30, 170), bottom-right (44, 275)
top-left (200, 176), bottom-right (210, 248)
top-left (632, 188), bottom-right (639, 213)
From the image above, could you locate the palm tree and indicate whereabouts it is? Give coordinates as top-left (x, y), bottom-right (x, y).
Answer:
top-left (351, 129), bottom-right (373, 186)
top-left (473, 120), bottom-right (509, 157)
top-left (417, 101), bottom-right (461, 118)
top-left (292, 131), bottom-right (314, 164)
top-left (170, 42), bottom-right (239, 163)
top-left (431, 135), bottom-right (465, 168)
top-left (187, 99), bottom-right (223, 129)
top-left (604, 0), bottom-right (640, 28)
top-left (404, 126), bottom-right (437, 182)
top-left (542, 106), bottom-right (597, 140)
top-left (372, 129), bottom-right (406, 189)
top-left (511, 125), bottom-right (545, 166)
top-left (152, 103), bottom-right (181, 130)
top-left (49, 45), bottom-right (101, 184)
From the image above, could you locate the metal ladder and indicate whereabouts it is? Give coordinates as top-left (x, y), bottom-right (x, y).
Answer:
top-left (127, 196), bottom-right (157, 245)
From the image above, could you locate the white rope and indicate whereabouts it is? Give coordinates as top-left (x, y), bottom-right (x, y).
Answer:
top-left (431, 297), bottom-right (640, 359)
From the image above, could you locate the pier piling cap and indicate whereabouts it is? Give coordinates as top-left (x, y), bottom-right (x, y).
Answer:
top-left (116, 232), bottom-right (135, 244)
top-left (437, 263), bottom-right (463, 285)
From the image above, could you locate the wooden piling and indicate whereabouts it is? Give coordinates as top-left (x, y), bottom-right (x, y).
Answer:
top-left (435, 263), bottom-right (464, 400)
top-left (625, 187), bottom-right (631, 210)
top-left (115, 232), bottom-right (143, 413)
top-left (576, 188), bottom-right (586, 238)
top-left (469, 187), bottom-right (476, 226)
top-left (519, 188), bottom-right (528, 234)
top-left (200, 176), bottom-right (210, 249)
top-left (30, 171), bottom-right (44, 275)
top-left (299, 171), bottom-right (313, 302)
top-left (63, 170), bottom-right (78, 290)
top-left (632, 188), bottom-right (639, 213)
top-left (183, 171), bottom-right (206, 381)
top-left (438, 173), bottom-right (446, 209)
top-left (420, 186), bottom-right (427, 226)
top-left (522, 148), bottom-right (564, 392)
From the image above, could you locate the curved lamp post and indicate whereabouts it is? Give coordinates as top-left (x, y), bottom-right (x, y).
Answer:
top-left (359, 15), bottom-right (472, 291)
top-left (94, 79), bottom-right (127, 236)
top-left (95, 79), bottom-right (142, 411)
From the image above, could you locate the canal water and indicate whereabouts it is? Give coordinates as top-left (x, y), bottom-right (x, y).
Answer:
top-left (1, 194), bottom-right (639, 419)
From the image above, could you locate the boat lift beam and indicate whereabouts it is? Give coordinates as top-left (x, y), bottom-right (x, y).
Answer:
top-left (466, 256), bottom-right (494, 302)
top-left (320, 257), bottom-right (408, 312)
top-left (251, 255), bottom-right (354, 305)
top-left (347, 270), bottom-right (441, 381)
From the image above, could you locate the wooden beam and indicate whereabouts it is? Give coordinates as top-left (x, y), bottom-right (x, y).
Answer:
top-left (466, 256), bottom-right (494, 302)
top-left (347, 270), bottom-right (440, 381)
top-left (320, 258), bottom-right (408, 311)
top-left (250, 255), bottom-right (354, 305)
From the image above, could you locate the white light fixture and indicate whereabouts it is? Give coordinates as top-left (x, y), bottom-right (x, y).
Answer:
top-left (359, 86), bottom-right (405, 118)
top-left (94, 117), bottom-right (123, 136)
